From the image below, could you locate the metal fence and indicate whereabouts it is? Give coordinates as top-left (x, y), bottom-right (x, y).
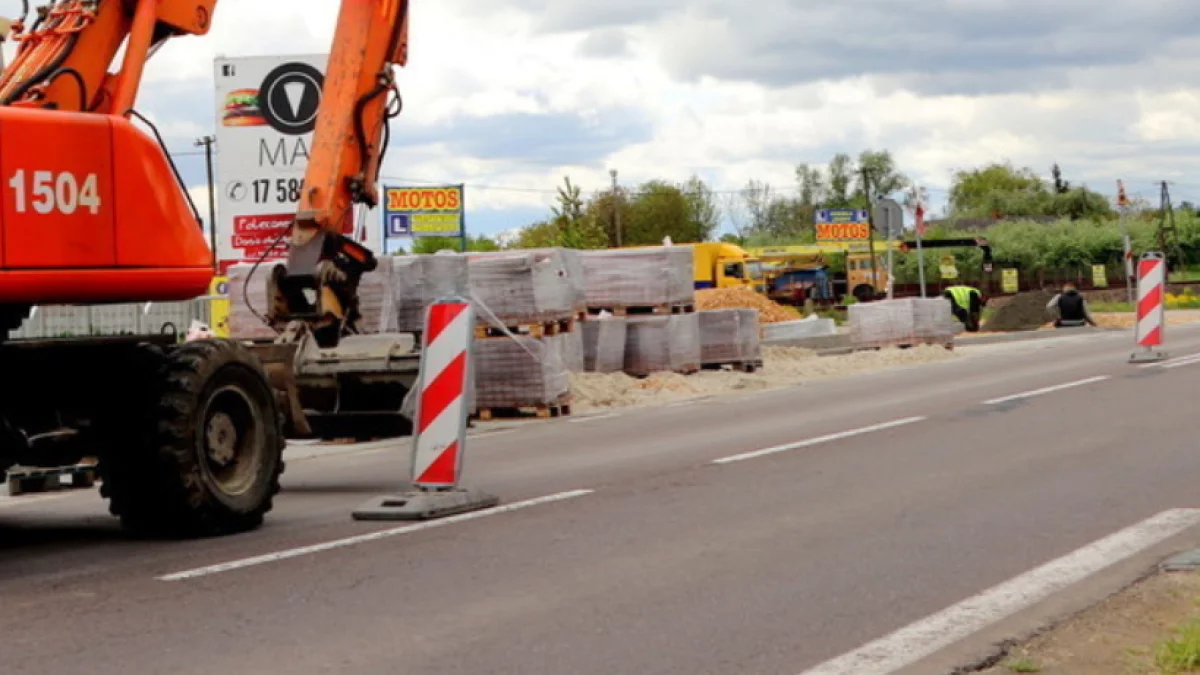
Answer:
top-left (10, 301), bottom-right (212, 340)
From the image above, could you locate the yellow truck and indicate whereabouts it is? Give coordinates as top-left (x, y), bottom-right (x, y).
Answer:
top-left (691, 242), bottom-right (765, 292)
top-left (748, 242), bottom-right (898, 301)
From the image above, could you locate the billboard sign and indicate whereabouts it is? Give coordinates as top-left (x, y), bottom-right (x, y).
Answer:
top-left (213, 54), bottom-right (380, 270)
top-left (383, 185), bottom-right (464, 238)
top-left (815, 208), bottom-right (870, 243)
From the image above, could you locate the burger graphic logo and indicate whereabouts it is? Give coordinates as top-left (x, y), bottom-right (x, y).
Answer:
top-left (221, 88), bottom-right (265, 127)
top-left (221, 62), bottom-right (325, 134)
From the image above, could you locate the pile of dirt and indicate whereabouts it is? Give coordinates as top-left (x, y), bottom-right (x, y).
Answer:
top-left (695, 288), bottom-right (800, 323)
top-left (570, 344), bottom-right (958, 411)
top-left (982, 290), bottom-right (1054, 332)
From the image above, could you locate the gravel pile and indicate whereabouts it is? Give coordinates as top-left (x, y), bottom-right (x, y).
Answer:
top-left (982, 291), bottom-right (1054, 332)
top-left (570, 344), bottom-right (957, 411)
top-left (695, 288), bottom-right (800, 323)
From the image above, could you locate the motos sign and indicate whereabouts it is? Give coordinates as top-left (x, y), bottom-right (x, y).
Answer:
top-left (382, 185), bottom-right (464, 238)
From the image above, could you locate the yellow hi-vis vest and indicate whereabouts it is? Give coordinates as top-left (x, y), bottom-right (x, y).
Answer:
top-left (946, 286), bottom-right (979, 309)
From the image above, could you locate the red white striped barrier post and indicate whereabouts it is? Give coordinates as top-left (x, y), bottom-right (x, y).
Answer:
top-left (354, 297), bottom-right (498, 520)
top-left (1130, 251), bottom-right (1169, 363)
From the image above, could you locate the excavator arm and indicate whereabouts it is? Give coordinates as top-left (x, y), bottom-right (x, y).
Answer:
top-left (0, 0), bottom-right (410, 349)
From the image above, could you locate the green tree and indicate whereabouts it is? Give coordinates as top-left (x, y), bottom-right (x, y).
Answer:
top-left (826, 153), bottom-right (854, 208)
top-left (948, 162), bottom-right (1050, 218)
top-left (682, 175), bottom-right (721, 241)
top-left (855, 149), bottom-right (909, 202)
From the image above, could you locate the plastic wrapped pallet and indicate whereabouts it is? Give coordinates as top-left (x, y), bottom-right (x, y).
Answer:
top-left (624, 313), bottom-right (701, 376)
top-left (554, 328), bottom-right (585, 372)
top-left (379, 253), bottom-right (470, 333)
top-left (580, 246), bottom-right (695, 309)
top-left (474, 335), bottom-right (570, 409)
top-left (226, 263), bottom-right (277, 339)
top-left (848, 298), bottom-right (957, 346)
top-left (763, 316), bottom-right (838, 341)
top-left (477, 247), bottom-right (585, 313)
top-left (467, 249), bottom-right (578, 325)
top-left (357, 255), bottom-right (389, 335)
top-left (581, 315), bottom-right (627, 373)
top-left (698, 309), bottom-right (762, 366)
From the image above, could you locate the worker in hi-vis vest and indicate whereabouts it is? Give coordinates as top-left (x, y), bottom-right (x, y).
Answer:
top-left (942, 285), bottom-right (985, 332)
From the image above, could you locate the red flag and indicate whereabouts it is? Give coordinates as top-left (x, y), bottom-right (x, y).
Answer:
top-left (915, 203), bottom-right (927, 236)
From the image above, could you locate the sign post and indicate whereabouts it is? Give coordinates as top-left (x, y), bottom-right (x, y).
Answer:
top-left (354, 298), bottom-right (499, 521)
top-left (873, 199), bottom-right (904, 299)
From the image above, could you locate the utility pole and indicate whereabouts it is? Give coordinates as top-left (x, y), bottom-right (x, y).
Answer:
top-left (861, 166), bottom-right (879, 293)
top-left (610, 169), bottom-right (622, 247)
top-left (1159, 181), bottom-right (1186, 279)
top-left (1117, 180), bottom-right (1134, 304)
top-left (195, 135), bottom-right (219, 270)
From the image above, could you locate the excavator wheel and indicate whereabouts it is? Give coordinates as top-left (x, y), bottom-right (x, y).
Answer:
top-left (99, 339), bottom-right (285, 538)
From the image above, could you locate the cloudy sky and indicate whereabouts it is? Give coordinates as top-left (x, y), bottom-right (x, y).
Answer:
top-left (6, 0), bottom-right (1200, 245)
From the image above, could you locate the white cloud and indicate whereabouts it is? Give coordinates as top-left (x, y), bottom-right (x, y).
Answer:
top-left (7, 0), bottom-right (1194, 234)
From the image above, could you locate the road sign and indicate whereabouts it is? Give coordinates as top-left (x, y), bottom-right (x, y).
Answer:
top-left (213, 54), bottom-right (381, 271)
top-left (383, 185), bottom-right (465, 238)
top-left (873, 199), bottom-right (904, 238)
top-left (815, 209), bottom-right (870, 243)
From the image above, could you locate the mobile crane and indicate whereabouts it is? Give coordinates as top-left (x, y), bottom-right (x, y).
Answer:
top-left (0, 1), bottom-right (414, 537)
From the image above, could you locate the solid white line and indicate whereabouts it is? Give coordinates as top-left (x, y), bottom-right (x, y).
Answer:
top-left (798, 508), bottom-right (1200, 675)
top-left (569, 412), bottom-right (620, 423)
top-left (1144, 352), bottom-right (1200, 369)
top-left (1163, 358), bottom-right (1200, 370)
top-left (157, 489), bottom-right (594, 581)
top-left (712, 417), bottom-right (926, 465)
top-left (982, 375), bottom-right (1111, 405)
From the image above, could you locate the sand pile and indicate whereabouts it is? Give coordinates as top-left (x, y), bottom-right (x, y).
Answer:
top-left (982, 290), bottom-right (1054, 332)
top-left (695, 288), bottom-right (800, 323)
top-left (570, 344), bottom-right (957, 411)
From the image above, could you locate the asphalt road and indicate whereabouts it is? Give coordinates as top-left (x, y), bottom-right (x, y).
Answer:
top-left (3, 326), bottom-right (1200, 674)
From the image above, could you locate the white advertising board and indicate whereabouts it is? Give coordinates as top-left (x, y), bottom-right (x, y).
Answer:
top-left (213, 54), bottom-right (381, 271)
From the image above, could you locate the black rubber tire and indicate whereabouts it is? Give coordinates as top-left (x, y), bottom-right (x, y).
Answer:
top-left (100, 339), bottom-right (285, 538)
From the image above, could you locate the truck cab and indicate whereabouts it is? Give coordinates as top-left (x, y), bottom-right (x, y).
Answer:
top-left (693, 243), bottom-right (764, 292)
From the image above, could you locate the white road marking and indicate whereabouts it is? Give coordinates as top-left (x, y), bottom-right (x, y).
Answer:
top-left (798, 508), bottom-right (1200, 675)
top-left (981, 375), bottom-right (1111, 405)
top-left (712, 417), bottom-right (926, 465)
top-left (0, 491), bottom-right (82, 509)
top-left (569, 412), bottom-right (620, 423)
top-left (1152, 353), bottom-right (1200, 370)
top-left (157, 489), bottom-right (594, 581)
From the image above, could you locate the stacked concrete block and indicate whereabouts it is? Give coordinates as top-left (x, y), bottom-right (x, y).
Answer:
top-left (698, 309), bottom-right (762, 367)
top-left (474, 335), bottom-right (570, 409)
top-left (467, 249), bottom-right (580, 325)
top-left (581, 315), bottom-right (627, 373)
top-left (378, 253), bottom-right (470, 334)
top-left (762, 317), bottom-right (838, 341)
top-left (554, 329), bottom-right (585, 373)
top-left (624, 313), bottom-right (702, 376)
top-left (848, 298), bottom-right (957, 347)
top-left (579, 246), bottom-right (695, 310)
top-left (226, 263), bottom-right (277, 339)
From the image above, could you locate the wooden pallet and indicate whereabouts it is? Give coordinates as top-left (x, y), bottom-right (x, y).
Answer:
top-left (586, 303), bottom-right (694, 317)
top-left (4, 464), bottom-right (97, 497)
top-left (475, 317), bottom-right (576, 340)
top-left (475, 400), bottom-right (572, 421)
top-left (701, 360), bottom-right (763, 374)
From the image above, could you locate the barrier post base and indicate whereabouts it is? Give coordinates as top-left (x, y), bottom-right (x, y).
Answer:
top-left (352, 487), bottom-right (500, 522)
top-left (1130, 348), bottom-right (1168, 364)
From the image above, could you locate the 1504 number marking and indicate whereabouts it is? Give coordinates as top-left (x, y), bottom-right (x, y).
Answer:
top-left (8, 170), bottom-right (101, 215)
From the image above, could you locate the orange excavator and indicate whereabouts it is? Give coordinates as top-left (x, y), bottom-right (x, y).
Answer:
top-left (0, 1), bottom-right (416, 536)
